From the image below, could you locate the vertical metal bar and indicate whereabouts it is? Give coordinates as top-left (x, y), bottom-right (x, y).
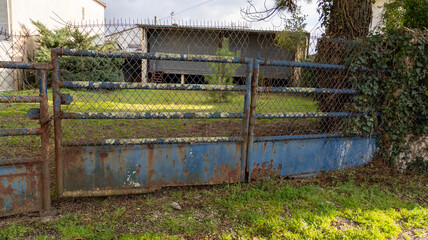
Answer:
top-left (246, 59), bottom-right (260, 181)
top-left (240, 60), bottom-right (253, 182)
top-left (51, 49), bottom-right (64, 197)
top-left (39, 70), bottom-right (51, 213)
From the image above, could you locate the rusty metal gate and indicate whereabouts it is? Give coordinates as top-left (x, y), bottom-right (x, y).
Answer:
top-left (51, 48), bottom-right (254, 197)
top-left (0, 22), bottom-right (380, 217)
top-left (0, 62), bottom-right (51, 216)
top-left (51, 47), bottom-right (377, 198)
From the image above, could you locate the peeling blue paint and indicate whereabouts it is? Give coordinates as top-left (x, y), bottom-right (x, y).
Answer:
top-left (257, 87), bottom-right (358, 94)
top-left (0, 96), bottom-right (41, 103)
top-left (255, 112), bottom-right (366, 119)
top-left (61, 112), bottom-right (245, 120)
top-left (0, 164), bottom-right (43, 216)
top-left (61, 81), bottom-right (249, 91)
top-left (248, 137), bottom-right (377, 179)
top-left (56, 48), bottom-right (252, 64)
top-left (61, 142), bottom-right (243, 197)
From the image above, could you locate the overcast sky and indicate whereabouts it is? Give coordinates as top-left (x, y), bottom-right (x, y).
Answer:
top-left (104, 0), bottom-right (320, 32)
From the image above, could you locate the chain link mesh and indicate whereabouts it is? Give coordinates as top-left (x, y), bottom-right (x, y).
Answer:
top-left (0, 30), bottom-right (43, 159)
top-left (1, 20), bottom-right (361, 152)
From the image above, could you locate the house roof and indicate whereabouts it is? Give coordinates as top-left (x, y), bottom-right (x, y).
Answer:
top-left (93, 0), bottom-right (106, 9)
top-left (136, 24), bottom-right (283, 34)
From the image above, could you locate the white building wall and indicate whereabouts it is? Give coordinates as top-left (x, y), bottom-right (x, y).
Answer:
top-left (7, 0), bottom-right (105, 34)
top-left (0, 0), bottom-right (8, 35)
top-left (0, 39), bottom-right (13, 91)
top-left (0, 0), bottom-right (105, 91)
top-left (370, 0), bottom-right (388, 32)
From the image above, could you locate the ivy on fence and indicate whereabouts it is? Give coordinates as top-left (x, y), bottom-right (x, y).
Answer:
top-left (346, 28), bottom-right (427, 169)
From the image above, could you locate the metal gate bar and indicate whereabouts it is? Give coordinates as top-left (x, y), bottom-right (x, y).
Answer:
top-left (0, 62), bottom-right (52, 216)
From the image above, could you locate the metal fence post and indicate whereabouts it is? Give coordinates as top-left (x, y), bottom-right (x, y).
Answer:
top-left (246, 59), bottom-right (260, 181)
top-left (51, 49), bottom-right (63, 197)
top-left (241, 60), bottom-right (254, 182)
top-left (38, 69), bottom-right (53, 215)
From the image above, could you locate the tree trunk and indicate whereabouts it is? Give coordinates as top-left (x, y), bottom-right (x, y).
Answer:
top-left (316, 0), bottom-right (372, 132)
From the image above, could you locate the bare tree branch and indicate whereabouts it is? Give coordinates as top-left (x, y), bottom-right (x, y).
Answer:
top-left (241, 0), bottom-right (311, 22)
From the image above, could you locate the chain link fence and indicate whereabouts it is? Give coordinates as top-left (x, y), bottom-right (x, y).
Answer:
top-left (0, 30), bottom-right (42, 159)
top-left (1, 20), bottom-right (360, 152)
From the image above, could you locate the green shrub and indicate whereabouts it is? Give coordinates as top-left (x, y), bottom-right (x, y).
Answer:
top-left (206, 38), bottom-right (240, 103)
top-left (32, 20), bottom-right (124, 82)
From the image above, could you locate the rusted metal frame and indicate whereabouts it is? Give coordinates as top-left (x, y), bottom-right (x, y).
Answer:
top-left (55, 48), bottom-right (252, 64)
top-left (51, 49), bottom-right (64, 197)
top-left (0, 128), bottom-right (41, 136)
top-left (253, 134), bottom-right (371, 142)
top-left (246, 59), bottom-right (260, 181)
top-left (62, 137), bottom-right (243, 147)
top-left (0, 158), bottom-right (43, 167)
top-left (240, 60), bottom-right (254, 182)
top-left (38, 70), bottom-right (52, 214)
top-left (60, 112), bottom-right (244, 120)
top-left (0, 61), bottom-right (52, 70)
top-left (256, 112), bottom-right (365, 119)
top-left (0, 95), bottom-right (41, 103)
top-left (257, 87), bottom-right (358, 94)
top-left (60, 81), bottom-right (248, 91)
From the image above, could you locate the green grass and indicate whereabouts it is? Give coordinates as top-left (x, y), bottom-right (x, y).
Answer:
top-left (1, 88), bottom-right (317, 117)
top-left (1, 164), bottom-right (427, 239)
top-left (1, 89), bottom-right (319, 157)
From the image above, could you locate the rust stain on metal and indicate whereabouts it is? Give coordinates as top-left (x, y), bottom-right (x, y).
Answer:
top-left (0, 164), bottom-right (43, 217)
top-left (210, 162), bottom-right (240, 183)
top-left (136, 164), bottom-right (141, 175)
top-left (250, 159), bottom-right (280, 180)
top-left (147, 147), bottom-right (155, 181)
top-left (100, 152), bottom-right (108, 171)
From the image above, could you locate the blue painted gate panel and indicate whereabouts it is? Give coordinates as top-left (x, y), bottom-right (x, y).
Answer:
top-left (249, 137), bottom-right (377, 179)
top-left (0, 163), bottom-right (43, 216)
top-left (61, 142), bottom-right (243, 197)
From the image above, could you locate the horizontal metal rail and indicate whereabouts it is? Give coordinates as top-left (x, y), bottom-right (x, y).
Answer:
top-left (63, 136), bottom-right (243, 146)
top-left (0, 61), bottom-right (52, 70)
top-left (254, 134), bottom-right (373, 142)
top-left (259, 59), bottom-right (347, 70)
top-left (0, 158), bottom-right (43, 167)
top-left (55, 48), bottom-right (252, 64)
top-left (256, 112), bottom-right (365, 119)
top-left (61, 81), bottom-right (248, 91)
top-left (257, 87), bottom-right (358, 94)
top-left (0, 95), bottom-right (41, 103)
top-left (0, 128), bottom-right (41, 136)
top-left (61, 112), bottom-right (244, 119)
